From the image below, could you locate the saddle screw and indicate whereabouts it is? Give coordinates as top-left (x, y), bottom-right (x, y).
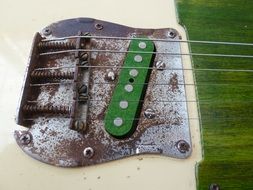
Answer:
top-left (144, 108), bottom-right (156, 119)
top-left (176, 140), bottom-right (190, 153)
top-left (74, 120), bottom-right (87, 132)
top-left (209, 184), bottom-right (220, 190)
top-left (155, 61), bottom-right (166, 70)
top-left (19, 132), bottom-right (32, 145)
top-left (83, 147), bottom-right (94, 158)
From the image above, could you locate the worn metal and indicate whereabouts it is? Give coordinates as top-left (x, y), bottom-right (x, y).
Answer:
top-left (15, 18), bottom-right (191, 167)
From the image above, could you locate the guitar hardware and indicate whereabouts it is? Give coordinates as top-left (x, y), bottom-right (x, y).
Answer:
top-left (15, 18), bottom-right (192, 167)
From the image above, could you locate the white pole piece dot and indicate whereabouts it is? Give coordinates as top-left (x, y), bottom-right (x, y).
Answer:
top-left (134, 55), bottom-right (143, 63)
top-left (114, 117), bottom-right (123, 127)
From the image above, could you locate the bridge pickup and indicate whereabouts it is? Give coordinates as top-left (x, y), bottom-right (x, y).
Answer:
top-left (105, 38), bottom-right (155, 138)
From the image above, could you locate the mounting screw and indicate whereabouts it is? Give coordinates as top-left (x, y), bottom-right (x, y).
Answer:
top-left (83, 147), bottom-right (94, 158)
top-left (95, 23), bottom-right (103, 30)
top-left (155, 61), bottom-right (166, 70)
top-left (168, 29), bottom-right (176, 38)
top-left (144, 108), bottom-right (155, 119)
top-left (209, 184), bottom-right (220, 190)
top-left (42, 27), bottom-right (52, 36)
top-left (75, 120), bottom-right (87, 132)
top-left (19, 132), bottom-right (32, 145)
top-left (106, 71), bottom-right (116, 81)
top-left (176, 140), bottom-right (190, 153)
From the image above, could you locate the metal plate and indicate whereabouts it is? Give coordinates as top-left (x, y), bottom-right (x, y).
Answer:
top-left (15, 18), bottom-right (192, 167)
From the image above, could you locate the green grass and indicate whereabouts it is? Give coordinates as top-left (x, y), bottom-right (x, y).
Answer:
top-left (177, 0), bottom-right (253, 189)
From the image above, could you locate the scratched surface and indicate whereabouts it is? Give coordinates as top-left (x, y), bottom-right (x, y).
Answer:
top-left (15, 18), bottom-right (191, 167)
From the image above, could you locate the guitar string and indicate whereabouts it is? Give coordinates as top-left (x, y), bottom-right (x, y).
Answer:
top-left (29, 81), bottom-right (253, 87)
top-left (34, 65), bottom-right (253, 73)
top-left (39, 49), bottom-right (253, 58)
top-left (41, 35), bottom-right (253, 46)
top-left (23, 117), bottom-right (253, 122)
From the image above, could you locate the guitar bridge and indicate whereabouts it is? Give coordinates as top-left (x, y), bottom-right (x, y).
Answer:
top-left (15, 18), bottom-right (192, 167)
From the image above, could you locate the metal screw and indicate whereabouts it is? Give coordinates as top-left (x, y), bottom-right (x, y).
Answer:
top-left (155, 61), bottom-right (166, 70)
top-left (80, 52), bottom-right (88, 60)
top-left (106, 71), bottom-right (116, 81)
top-left (209, 184), bottom-right (220, 190)
top-left (42, 27), bottom-right (52, 36)
top-left (168, 29), bottom-right (176, 38)
top-left (78, 84), bottom-right (87, 94)
top-left (75, 120), bottom-right (87, 132)
top-left (144, 108), bottom-right (155, 119)
top-left (134, 55), bottom-right (143, 63)
top-left (176, 140), bottom-right (190, 153)
top-left (83, 147), bottom-right (94, 158)
top-left (95, 23), bottom-right (103, 30)
top-left (19, 132), bottom-right (32, 145)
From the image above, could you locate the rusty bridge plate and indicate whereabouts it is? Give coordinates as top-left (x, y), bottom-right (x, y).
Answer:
top-left (15, 18), bottom-right (192, 167)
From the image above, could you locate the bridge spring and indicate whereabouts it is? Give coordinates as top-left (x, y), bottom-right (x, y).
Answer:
top-left (23, 104), bottom-right (70, 114)
top-left (37, 41), bottom-right (76, 51)
top-left (31, 71), bottom-right (74, 79)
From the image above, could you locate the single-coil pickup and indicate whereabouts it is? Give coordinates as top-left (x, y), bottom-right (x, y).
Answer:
top-left (104, 38), bottom-right (155, 138)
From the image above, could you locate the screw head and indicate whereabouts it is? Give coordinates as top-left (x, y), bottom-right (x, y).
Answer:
top-left (176, 140), bottom-right (190, 153)
top-left (83, 147), bottom-right (94, 158)
top-left (95, 23), bottom-right (103, 30)
top-left (75, 120), bottom-right (87, 131)
top-left (106, 71), bottom-right (116, 81)
top-left (42, 27), bottom-right (51, 36)
top-left (155, 61), bottom-right (166, 70)
top-left (209, 184), bottom-right (220, 190)
top-left (168, 29), bottom-right (176, 38)
top-left (19, 132), bottom-right (32, 145)
top-left (144, 108), bottom-right (156, 119)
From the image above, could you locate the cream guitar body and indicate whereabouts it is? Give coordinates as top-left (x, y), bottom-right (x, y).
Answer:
top-left (0, 0), bottom-right (201, 189)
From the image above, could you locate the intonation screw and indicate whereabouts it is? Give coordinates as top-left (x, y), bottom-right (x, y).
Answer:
top-left (176, 140), bottom-right (190, 153)
top-left (83, 147), bottom-right (94, 158)
top-left (19, 132), bottom-right (32, 145)
top-left (209, 184), bottom-right (220, 190)
top-left (74, 120), bottom-right (87, 132)
top-left (144, 108), bottom-right (156, 119)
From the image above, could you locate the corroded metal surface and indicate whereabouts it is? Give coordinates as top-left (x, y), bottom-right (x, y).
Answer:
top-left (15, 18), bottom-right (191, 167)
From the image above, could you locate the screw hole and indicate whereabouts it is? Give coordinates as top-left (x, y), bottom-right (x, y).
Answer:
top-left (95, 23), bottom-right (103, 30)
top-left (129, 78), bottom-right (134, 83)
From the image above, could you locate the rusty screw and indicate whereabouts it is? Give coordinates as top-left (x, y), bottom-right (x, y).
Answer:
top-left (74, 120), bottom-right (87, 132)
top-left (155, 61), bottom-right (166, 70)
top-left (144, 108), bottom-right (156, 119)
top-left (209, 184), bottom-right (220, 190)
top-left (19, 132), bottom-right (32, 145)
top-left (176, 140), bottom-right (190, 153)
top-left (83, 147), bottom-right (94, 158)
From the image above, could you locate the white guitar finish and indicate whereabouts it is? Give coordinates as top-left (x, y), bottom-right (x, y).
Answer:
top-left (0, 0), bottom-right (201, 189)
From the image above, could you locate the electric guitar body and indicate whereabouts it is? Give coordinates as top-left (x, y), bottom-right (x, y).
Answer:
top-left (0, 0), bottom-right (252, 190)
